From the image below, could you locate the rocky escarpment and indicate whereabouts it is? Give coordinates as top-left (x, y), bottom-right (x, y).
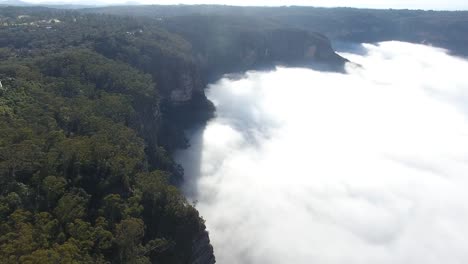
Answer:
top-left (163, 15), bottom-right (347, 83)
top-left (91, 26), bottom-right (216, 263)
top-left (86, 5), bottom-right (468, 57)
top-left (92, 14), bottom-right (347, 264)
top-left (133, 26), bottom-right (347, 153)
top-left (0, 8), bottom-right (345, 264)
top-left (190, 231), bottom-right (216, 264)
top-left (237, 29), bottom-right (347, 71)
top-left (155, 24), bottom-right (346, 264)
top-left (154, 25), bottom-right (347, 150)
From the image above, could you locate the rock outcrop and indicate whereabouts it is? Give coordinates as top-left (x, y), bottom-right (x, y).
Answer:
top-left (163, 16), bottom-right (347, 84)
top-left (243, 29), bottom-right (347, 70)
top-left (190, 231), bottom-right (216, 264)
top-left (91, 14), bottom-right (347, 264)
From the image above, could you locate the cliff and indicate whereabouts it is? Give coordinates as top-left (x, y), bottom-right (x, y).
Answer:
top-left (153, 22), bottom-right (345, 264)
top-left (163, 15), bottom-right (347, 84)
top-left (103, 15), bottom-right (346, 157)
top-left (190, 231), bottom-right (216, 264)
top-left (102, 19), bottom-right (346, 264)
top-left (0, 8), bottom-right (345, 264)
top-left (85, 5), bottom-right (468, 57)
top-left (4, 5), bottom-right (468, 264)
top-left (153, 23), bottom-right (346, 154)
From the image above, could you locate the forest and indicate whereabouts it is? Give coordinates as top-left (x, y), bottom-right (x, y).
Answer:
top-left (0, 8), bottom-right (214, 264)
top-left (1, 4), bottom-right (466, 264)
top-left (86, 5), bottom-right (468, 56)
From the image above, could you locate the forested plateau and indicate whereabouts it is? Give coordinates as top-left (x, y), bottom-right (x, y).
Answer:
top-left (3, 4), bottom-right (466, 264)
top-left (0, 6), bottom-right (347, 264)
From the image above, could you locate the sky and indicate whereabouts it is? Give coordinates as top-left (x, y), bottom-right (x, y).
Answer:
top-left (176, 41), bottom-right (468, 264)
top-left (23, 0), bottom-right (468, 10)
top-left (135, 0), bottom-right (467, 10)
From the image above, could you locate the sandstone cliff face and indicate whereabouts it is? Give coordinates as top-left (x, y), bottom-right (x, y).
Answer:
top-left (169, 69), bottom-right (205, 104)
top-left (138, 26), bottom-right (346, 264)
top-left (161, 29), bottom-right (346, 264)
top-left (244, 29), bottom-right (347, 70)
top-left (170, 72), bottom-right (195, 102)
top-left (172, 31), bottom-right (346, 84)
top-left (150, 61), bottom-right (205, 105)
top-left (190, 231), bottom-right (216, 264)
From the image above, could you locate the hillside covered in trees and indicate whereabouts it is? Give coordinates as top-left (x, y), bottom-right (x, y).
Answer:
top-left (0, 8), bottom-right (215, 263)
top-left (0, 5), bottom-right (350, 263)
top-left (2, 4), bottom-right (466, 264)
top-left (85, 5), bottom-right (468, 56)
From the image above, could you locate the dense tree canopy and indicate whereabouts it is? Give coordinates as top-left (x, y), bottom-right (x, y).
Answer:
top-left (0, 9), bottom-right (210, 263)
top-left (85, 5), bottom-right (468, 56)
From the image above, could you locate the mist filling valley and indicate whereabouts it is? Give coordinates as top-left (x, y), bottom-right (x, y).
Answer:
top-left (175, 41), bottom-right (468, 264)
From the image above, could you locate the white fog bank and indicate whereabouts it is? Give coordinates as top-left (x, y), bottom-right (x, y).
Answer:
top-left (176, 41), bottom-right (468, 264)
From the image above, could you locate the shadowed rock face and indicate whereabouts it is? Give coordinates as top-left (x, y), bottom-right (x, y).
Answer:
top-left (162, 16), bottom-right (347, 86)
top-left (154, 63), bottom-right (205, 104)
top-left (171, 72), bottom-right (197, 102)
top-left (84, 6), bottom-right (468, 57)
top-left (159, 23), bottom-right (346, 151)
top-left (260, 29), bottom-right (347, 69)
top-left (77, 11), bottom-right (345, 264)
top-left (4, 9), bottom-right (346, 264)
top-left (190, 231), bottom-right (216, 264)
top-left (156, 25), bottom-right (346, 264)
top-left (162, 27), bottom-right (346, 105)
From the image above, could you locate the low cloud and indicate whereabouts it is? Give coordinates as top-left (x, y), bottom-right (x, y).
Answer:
top-left (176, 41), bottom-right (468, 264)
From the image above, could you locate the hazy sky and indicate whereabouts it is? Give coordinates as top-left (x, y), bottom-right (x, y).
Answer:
top-left (177, 42), bottom-right (468, 264)
top-left (24, 0), bottom-right (468, 10)
top-left (135, 0), bottom-right (467, 10)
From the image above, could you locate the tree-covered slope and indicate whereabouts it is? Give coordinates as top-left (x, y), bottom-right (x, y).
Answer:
top-left (0, 9), bottom-right (214, 264)
top-left (0, 6), bottom-right (350, 263)
top-left (85, 5), bottom-right (468, 56)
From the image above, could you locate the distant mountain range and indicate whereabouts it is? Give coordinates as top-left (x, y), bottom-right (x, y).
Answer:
top-left (0, 0), bottom-right (32, 6)
top-left (0, 0), bottom-right (143, 9)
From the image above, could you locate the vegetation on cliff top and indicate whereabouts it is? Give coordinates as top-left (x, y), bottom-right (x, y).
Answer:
top-left (0, 6), bottom-right (347, 263)
top-left (0, 9), bottom-right (209, 263)
top-left (85, 5), bottom-right (468, 56)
